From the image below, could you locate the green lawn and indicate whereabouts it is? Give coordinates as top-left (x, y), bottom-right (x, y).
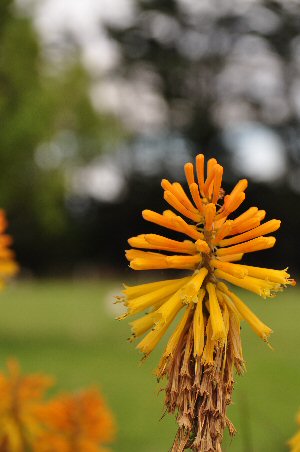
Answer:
top-left (0, 279), bottom-right (298, 452)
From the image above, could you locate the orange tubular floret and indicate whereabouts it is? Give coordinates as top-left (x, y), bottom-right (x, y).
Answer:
top-left (231, 207), bottom-right (258, 227)
top-left (142, 209), bottom-right (183, 234)
top-left (161, 180), bottom-right (198, 214)
top-left (203, 159), bottom-right (217, 198)
top-left (166, 254), bottom-right (201, 269)
top-left (205, 203), bottom-right (216, 231)
top-left (129, 253), bottom-right (201, 271)
top-left (195, 240), bottom-right (211, 254)
top-left (125, 249), bottom-right (165, 261)
top-left (212, 165), bottom-right (224, 204)
top-left (173, 216), bottom-right (204, 241)
top-left (184, 162), bottom-right (195, 186)
top-left (196, 154), bottom-right (205, 195)
top-left (128, 234), bottom-right (197, 255)
top-left (213, 220), bottom-right (233, 244)
top-left (210, 259), bottom-right (248, 278)
top-left (230, 217), bottom-right (261, 236)
top-left (164, 191), bottom-right (202, 222)
top-left (218, 253), bottom-right (244, 262)
top-left (216, 192), bottom-right (246, 220)
top-left (141, 210), bottom-right (205, 242)
top-left (217, 236), bottom-right (276, 257)
top-left (219, 220), bottom-right (281, 247)
top-left (230, 179), bottom-right (248, 198)
top-left (189, 183), bottom-right (204, 212)
top-left (172, 182), bottom-right (199, 213)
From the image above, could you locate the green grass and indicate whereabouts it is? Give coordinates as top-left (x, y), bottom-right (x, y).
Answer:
top-left (0, 279), bottom-right (298, 451)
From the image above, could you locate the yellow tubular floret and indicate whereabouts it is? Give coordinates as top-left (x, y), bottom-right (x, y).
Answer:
top-left (242, 265), bottom-right (294, 285)
top-left (130, 313), bottom-right (156, 339)
top-left (219, 284), bottom-right (273, 342)
top-left (181, 268), bottom-right (208, 303)
top-left (152, 289), bottom-right (185, 325)
top-left (161, 303), bottom-right (194, 362)
top-left (219, 220), bottom-right (281, 247)
top-left (206, 283), bottom-right (226, 342)
top-left (123, 276), bottom-right (191, 298)
top-left (136, 321), bottom-right (170, 357)
top-left (201, 318), bottom-right (215, 365)
top-left (193, 289), bottom-right (205, 357)
top-left (125, 277), bottom-right (190, 315)
top-left (210, 259), bottom-right (248, 278)
top-left (214, 269), bottom-right (281, 298)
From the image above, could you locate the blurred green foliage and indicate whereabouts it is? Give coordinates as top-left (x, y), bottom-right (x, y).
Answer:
top-left (0, 0), bottom-right (123, 267)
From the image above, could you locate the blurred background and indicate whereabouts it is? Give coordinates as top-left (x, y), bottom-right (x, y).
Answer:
top-left (1, 0), bottom-right (300, 450)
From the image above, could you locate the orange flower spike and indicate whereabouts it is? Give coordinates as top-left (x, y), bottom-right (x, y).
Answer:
top-left (196, 153), bottom-right (205, 195)
top-left (164, 191), bottom-right (202, 222)
top-left (204, 203), bottom-right (216, 231)
top-left (120, 152), bottom-right (295, 452)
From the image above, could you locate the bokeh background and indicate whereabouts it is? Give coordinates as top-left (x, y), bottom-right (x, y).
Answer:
top-left (1, 0), bottom-right (300, 450)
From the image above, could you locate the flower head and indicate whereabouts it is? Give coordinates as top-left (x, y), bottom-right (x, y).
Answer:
top-left (119, 154), bottom-right (295, 451)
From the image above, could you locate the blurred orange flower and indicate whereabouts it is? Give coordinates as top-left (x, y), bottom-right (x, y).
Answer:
top-left (34, 389), bottom-right (116, 452)
top-left (0, 210), bottom-right (18, 287)
top-left (0, 360), bottom-right (53, 451)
